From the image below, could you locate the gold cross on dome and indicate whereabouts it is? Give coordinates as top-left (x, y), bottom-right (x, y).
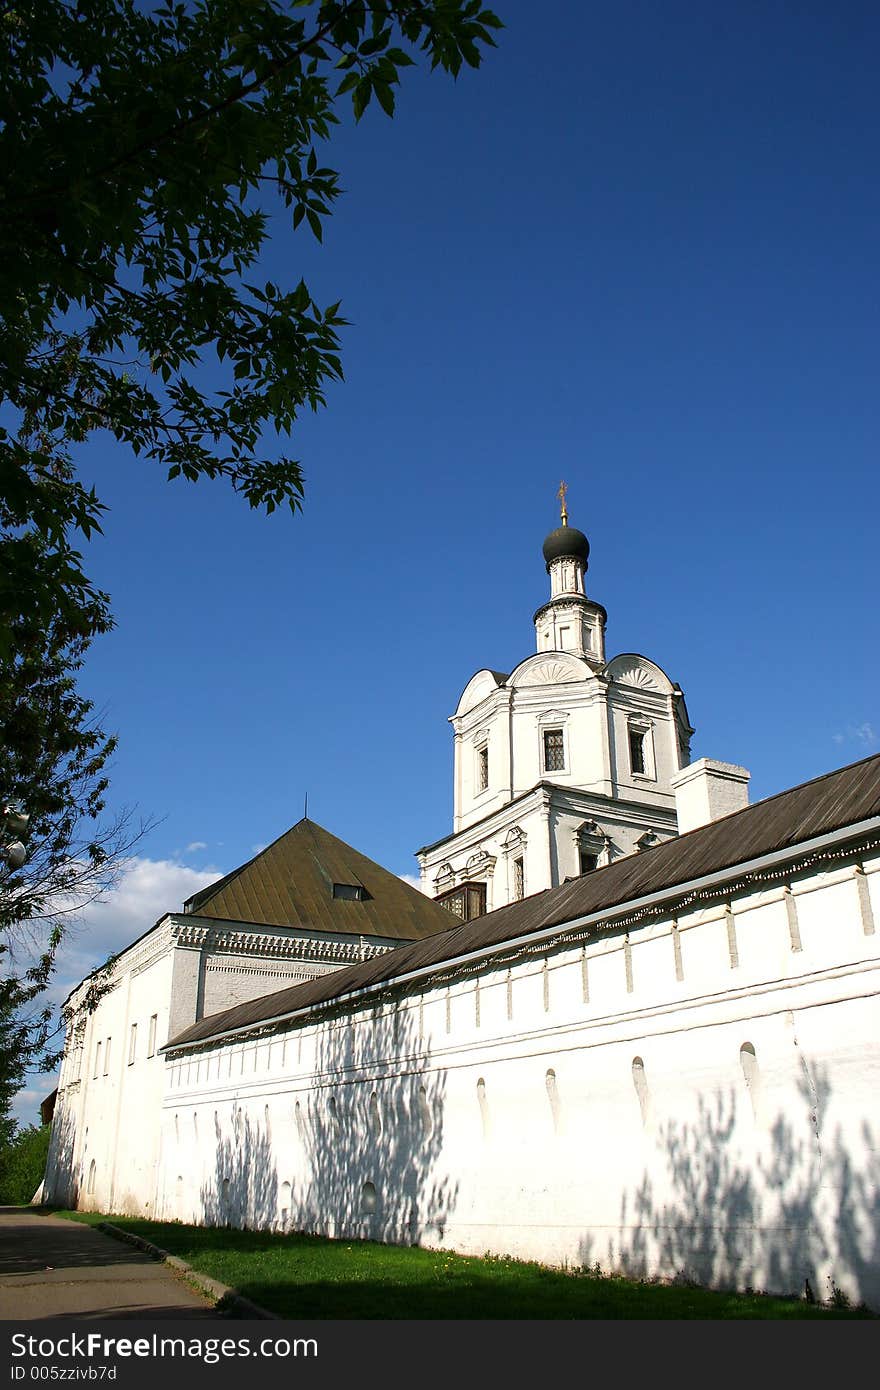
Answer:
top-left (557, 479), bottom-right (569, 525)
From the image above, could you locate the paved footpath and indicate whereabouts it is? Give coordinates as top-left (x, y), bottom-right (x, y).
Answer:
top-left (0, 1207), bottom-right (218, 1319)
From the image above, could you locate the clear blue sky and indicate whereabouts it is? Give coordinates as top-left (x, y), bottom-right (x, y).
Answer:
top-left (21, 2), bottom-right (877, 1122)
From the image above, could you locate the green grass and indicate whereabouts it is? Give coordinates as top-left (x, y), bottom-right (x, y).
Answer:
top-left (52, 1211), bottom-right (875, 1319)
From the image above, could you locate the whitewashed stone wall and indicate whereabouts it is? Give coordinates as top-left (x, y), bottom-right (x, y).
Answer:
top-left (43, 915), bottom-right (394, 1217)
top-left (158, 847), bottom-right (880, 1308)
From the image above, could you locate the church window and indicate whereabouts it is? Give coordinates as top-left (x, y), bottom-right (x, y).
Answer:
top-left (103, 1039), bottom-right (111, 1074)
top-left (93, 1041), bottom-right (101, 1079)
top-left (580, 851), bottom-right (598, 874)
top-left (513, 856), bottom-right (524, 901)
top-left (87, 1160), bottom-right (96, 1195)
top-left (361, 1181), bottom-right (378, 1214)
top-left (476, 744), bottom-right (489, 792)
top-left (147, 1015), bottom-right (157, 1057)
top-left (128, 1023), bottom-right (137, 1065)
top-left (629, 727), bottom-right (646, 775)
top-left (543, 728), bottom-right (565, 772)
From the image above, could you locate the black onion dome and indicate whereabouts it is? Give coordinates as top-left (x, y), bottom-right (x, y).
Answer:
top-left (542, 524), bottom-right (590, 569)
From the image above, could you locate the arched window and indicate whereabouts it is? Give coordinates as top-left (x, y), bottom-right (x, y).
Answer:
top-left (545, 1069), bottom-right (562, 1133)
top-left (632, 1056), bottom-right (652, 1129)
top-left (278, 1181), bottom-right (292, 1233)
top-left (740, 1042), bottom-right (762, 1122)
top-left (361, 1181), bottom-right (378, 1214)
top-left (295, 1100), bottom-right (307, 1142)
top-left (417, 1084), bottom-right (433, 1137)
top-left (87, 1159), bottom-right (96, 1195)
top-left (369, 1091), bottom-right (382, 1136)
top-left (476, 1077), bottom-right (490, 1138)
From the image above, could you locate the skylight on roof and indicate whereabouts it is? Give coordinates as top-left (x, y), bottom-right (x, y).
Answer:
top-left (332, 883), bottom-right (370, 901)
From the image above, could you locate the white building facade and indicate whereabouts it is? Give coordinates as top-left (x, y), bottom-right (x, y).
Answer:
top-left (417, 505), bottom-right (732, 915)
top-left (44, 754), bottom-right (880, 1308)
top-left (41, 497), bottom-right (880, 1308)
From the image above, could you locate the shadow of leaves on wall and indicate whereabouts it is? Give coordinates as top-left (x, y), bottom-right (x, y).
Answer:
top-left (578, 1061), bottom-right (879, 1305)
top-left (42, 1096), bottom-right (79, 1209)
top-left (198, 995), bottom-right (459, 1248)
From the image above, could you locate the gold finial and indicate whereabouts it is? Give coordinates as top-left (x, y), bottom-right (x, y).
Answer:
top-left (557, 479), bottom-right (569, 526)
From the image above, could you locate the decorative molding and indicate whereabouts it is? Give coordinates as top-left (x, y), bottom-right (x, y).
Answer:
top-left (170, 920), bottom-right (388, 965)
top-left (466, 850), bottom-right (497, 878)
top-left (524, 660), bottom-right (581, 686)
top-left (616, 661), bottom-right (660, 689)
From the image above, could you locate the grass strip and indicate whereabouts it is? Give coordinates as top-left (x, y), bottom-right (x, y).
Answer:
top-left (56, 1211), bottom-right (873, 1320)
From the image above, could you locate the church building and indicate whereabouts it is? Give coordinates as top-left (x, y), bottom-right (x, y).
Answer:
top-left (419, 490), bottom-right (747, 914)
top-left (42, 494), bottom-right (880, 1309)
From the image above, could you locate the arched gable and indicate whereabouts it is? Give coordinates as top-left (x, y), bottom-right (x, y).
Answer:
top-left (606, 653), bottom-right (675, 695)
top-left (507, 651), bottom-right (591, 690)
top-left (454, 669), bottom-right (508, 717)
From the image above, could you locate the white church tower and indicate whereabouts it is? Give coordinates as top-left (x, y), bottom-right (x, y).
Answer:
top-left (417, 485), bottom-right (718, 917)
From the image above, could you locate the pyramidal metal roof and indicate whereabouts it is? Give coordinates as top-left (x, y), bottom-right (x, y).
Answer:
top-left (168, 752), bottom-right (880, 1050)
top-left (184, 818), bottom-right (453, 942)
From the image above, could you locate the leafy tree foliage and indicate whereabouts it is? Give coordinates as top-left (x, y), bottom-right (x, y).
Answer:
top-left (0, 1121), bottom-right (52, 1203)
top-left (0, 0), bottom-right (499, 1125)
top-left (0, 0), bottom-right (501, 650)
top-left (0, 561), bottom-right (142, 1130)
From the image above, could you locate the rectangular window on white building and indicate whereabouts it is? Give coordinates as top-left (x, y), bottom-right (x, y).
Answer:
top-left (128, 1023), bottom-right (137, 1065)
top-left (103, 1038), bottom-right (111, 1075)
top-left (147, 1014), bottom-right (158, 1058)
top-left (513, 856), bottom-right (524, 901)
top-left (542, 727), bottom-right (565, 773)
top-left (629, 727), bottom-right (646, 775)
top-left (477, 744), bottom-right (489, 792)
top-left (94, 1040), bottom-right (101, 1079)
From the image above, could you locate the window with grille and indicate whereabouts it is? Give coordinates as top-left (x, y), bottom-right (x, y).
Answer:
top-left (513, 856), bottom-right (524, 901)
top-left (477, 744), bottom-right (489, 791)
top-left (543, 727), bottom-right (565, 772)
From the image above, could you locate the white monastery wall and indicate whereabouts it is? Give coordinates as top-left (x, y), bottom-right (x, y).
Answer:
top-left (158, 849), bottom-right (880, 1307)
top-left (45, 941), bottom-right (174, 1217)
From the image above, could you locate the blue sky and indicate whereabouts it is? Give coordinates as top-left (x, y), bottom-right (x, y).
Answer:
top-left (14, 2), bottom-right (880, 1120)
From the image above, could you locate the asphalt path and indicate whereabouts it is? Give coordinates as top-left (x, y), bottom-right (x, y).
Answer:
top-left (0, 1207), bottom-right (218, 1319)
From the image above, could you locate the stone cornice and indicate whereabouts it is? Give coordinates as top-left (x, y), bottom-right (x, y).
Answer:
top-left (421, 783), bottom-right (677, 861)
top-left (169, 918), bottom-right (390, 965)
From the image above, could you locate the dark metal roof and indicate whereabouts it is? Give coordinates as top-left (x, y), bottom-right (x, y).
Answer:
top-left (168, 752), bottom-right (880, 1050)
top-left (183, 818), bottom-right (453, 941)
top-left (542, 524), bottom-right (590, 568)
